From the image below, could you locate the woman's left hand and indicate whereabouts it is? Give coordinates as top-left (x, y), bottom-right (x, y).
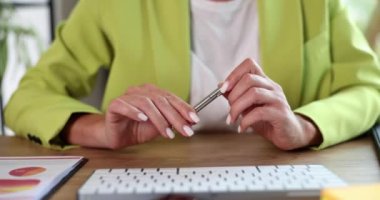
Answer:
top-left (221, 59), bottom-right (322, 150)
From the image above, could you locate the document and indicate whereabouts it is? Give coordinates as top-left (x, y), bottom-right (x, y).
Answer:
top-left (0, 156), bottom-right (86, 200)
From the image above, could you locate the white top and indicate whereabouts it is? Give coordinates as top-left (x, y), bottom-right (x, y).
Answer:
top-left (190, 0), bottom-right (260, 131)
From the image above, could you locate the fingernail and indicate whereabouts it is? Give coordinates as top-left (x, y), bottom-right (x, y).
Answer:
top-left (183, 125), bottom-right (194, 137)
top-left (166, 128), bottom-right (175, 139)
top-left (220, 81), bottom-right (229, 93)
top-left (138, 113), bottom-right (148, 121)
top-left (226, 114), bottom-right (231, 125)
top-left (237, 126), bottom-right (241, 134)
top-left (189, 112), bottom-right (200, 123)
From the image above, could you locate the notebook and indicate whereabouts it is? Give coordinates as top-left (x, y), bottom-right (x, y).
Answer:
top-left (78, 165), bottom-right (347, 200)
top-left (0, 156), bottom-right (86, 199)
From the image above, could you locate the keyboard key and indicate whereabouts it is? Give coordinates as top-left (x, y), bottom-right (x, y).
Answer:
top-left (78, 165), bottom-right (347, 200)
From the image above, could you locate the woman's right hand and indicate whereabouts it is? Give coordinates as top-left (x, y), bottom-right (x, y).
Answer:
top-left (104, 84), bottom-right (199, 149)
top-left (62, 84), bottom-right (199, 149)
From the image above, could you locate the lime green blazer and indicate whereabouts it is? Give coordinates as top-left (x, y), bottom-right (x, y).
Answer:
top-left (5, 0), bottom-right (380, 149)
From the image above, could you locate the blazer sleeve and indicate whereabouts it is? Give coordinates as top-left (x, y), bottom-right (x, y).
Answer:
top-left (294, 0), bottom-right (380, 149)
top-left (4, 0), bottom-right (112, 149)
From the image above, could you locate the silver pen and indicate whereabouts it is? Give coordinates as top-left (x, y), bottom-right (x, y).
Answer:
top-left (194, 88), bottom-right (223, 113)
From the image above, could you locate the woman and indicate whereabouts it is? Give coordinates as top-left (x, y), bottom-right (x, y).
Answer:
top-left (5, 0), bottom-right (380, 150)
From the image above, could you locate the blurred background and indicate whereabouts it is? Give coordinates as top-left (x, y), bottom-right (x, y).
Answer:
top-left (342, 0), bottom-right (380, 53)
top-left (0, 0), bottom-right (379, 136)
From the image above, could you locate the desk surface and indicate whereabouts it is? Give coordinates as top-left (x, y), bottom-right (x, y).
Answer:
top-left (1, 132), bottom-right (380, 199)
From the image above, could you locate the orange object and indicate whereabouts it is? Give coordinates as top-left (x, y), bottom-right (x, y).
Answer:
top-left (321, 184), bottom-right (380, 200)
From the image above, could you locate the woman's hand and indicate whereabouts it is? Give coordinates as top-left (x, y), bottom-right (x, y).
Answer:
top-left (63, 84), bottom-right (199, 149)
top-left (221, 59), bottom-right (322, 150)
top-left (104, 84), bottom-right (199, 149)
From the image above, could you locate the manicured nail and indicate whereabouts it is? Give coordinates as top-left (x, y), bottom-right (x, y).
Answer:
top-left (237, 126), bottom-right (241, 134)
top-left (220, 81), bottom-right (229, 93)
top-left (183, 125), bottom-right (194, 137)
top-left (138, 113), bottom-right (148, 121)
top-left (166, 128), bottom-right (175, 139)
top-left (189, 112), bottom-right (200, 123)
top-left (226, 114), bottom-right (231, 125)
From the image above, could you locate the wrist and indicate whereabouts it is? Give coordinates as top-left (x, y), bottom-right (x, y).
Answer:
top-left (61, 113), bottom-right (106, 148)
top-left (296, 114), bottom-right (323, 147)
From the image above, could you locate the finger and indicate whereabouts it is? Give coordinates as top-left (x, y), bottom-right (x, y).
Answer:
top-left (239, 107), bottom-right (279, 136)
top-left (166, 94), bottom-right (200, 124)
top-left (229, 87), bottom-right (278, 123)
top-left (227, 73), bottom-right (274, 105)
top-left (151, 95), bottom-right (194, 137)
top-left (133, 86), bottom-right (200, 124)
top-left (129, 96), bottom-right (175, 139)
top-left (108, 98), bottom-right (149, 122)
top-left (220, 58), bottom-right (265, 94)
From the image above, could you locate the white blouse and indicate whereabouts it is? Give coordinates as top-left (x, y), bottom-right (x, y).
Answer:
top-left (190, 0), bottom-right (260, 131)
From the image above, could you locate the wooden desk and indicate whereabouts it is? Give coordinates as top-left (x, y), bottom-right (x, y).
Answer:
top-left (1, 132), bottom-right (379, 199)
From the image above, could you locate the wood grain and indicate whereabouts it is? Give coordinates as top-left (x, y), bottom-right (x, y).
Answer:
top-left (1, 131), bottom-right (379, 199)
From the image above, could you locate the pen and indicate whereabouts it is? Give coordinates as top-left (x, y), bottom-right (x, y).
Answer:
top-left (194, 88), bottom-right (223, 113)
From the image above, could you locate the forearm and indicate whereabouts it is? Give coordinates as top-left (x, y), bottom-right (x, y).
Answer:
top-left (62, 113), bottom-right (107, 148)
top-left (295, 86), bottom-right (380, 149)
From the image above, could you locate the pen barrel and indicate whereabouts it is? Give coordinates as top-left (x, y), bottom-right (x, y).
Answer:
top-left (194, 88), bottom-right (222, 113)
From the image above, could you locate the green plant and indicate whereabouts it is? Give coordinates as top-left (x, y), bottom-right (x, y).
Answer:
top-left (0, 0), bottom-right (42, 134)
top-left (0, 1), bottom-right (42, 82)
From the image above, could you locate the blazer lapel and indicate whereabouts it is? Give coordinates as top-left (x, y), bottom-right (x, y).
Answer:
top-left (146, 1), bottom-right (191, 101)
top-left (258, 0), bottom-right (304, 108)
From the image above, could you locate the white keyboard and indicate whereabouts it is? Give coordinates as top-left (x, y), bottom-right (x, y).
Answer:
top-left (78, 165), bottom-right (346, 200)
